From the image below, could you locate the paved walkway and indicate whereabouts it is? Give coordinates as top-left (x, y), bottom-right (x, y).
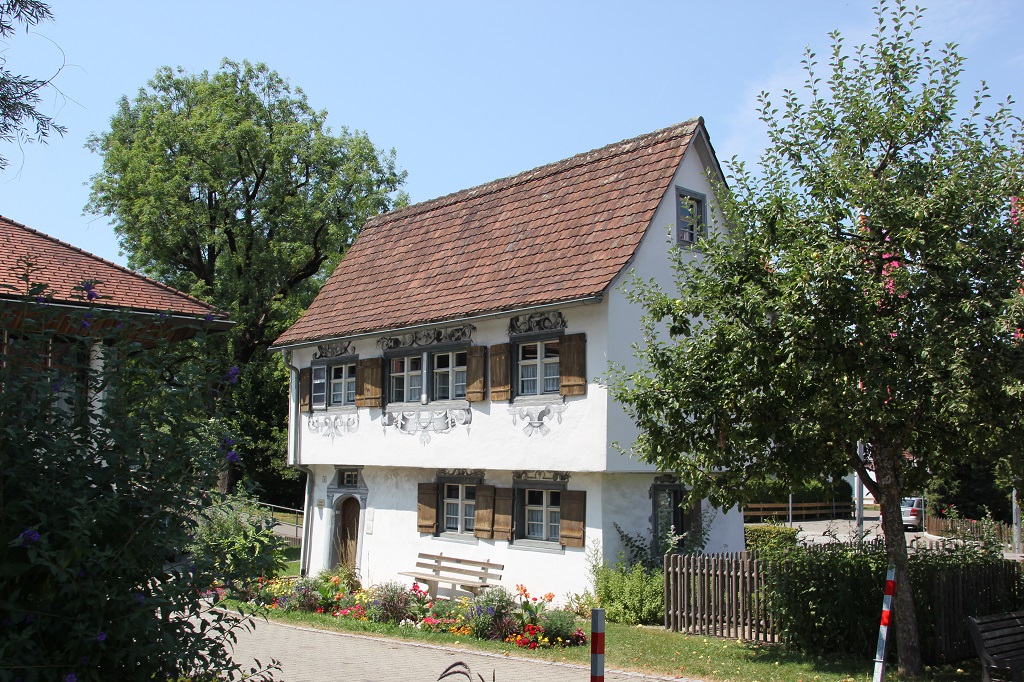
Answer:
top-left (229, 617), bottom-right (686, 682)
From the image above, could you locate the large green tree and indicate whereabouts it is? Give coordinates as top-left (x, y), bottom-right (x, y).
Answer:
top-left (87, 59), bottom-right (406, 501)
top-left (609, 3), bottom-right (1023, 674)
top-left (0, 0), bottom-right (66, 171)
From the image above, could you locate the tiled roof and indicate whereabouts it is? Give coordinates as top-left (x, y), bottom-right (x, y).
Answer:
top-left (0, 215), bottom-right (227, 321)
top-left (274, 119), bottom-right (702, 347)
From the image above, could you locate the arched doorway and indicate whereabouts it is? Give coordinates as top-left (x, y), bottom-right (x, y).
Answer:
top-left (331, 496), bottom-right (360, 570)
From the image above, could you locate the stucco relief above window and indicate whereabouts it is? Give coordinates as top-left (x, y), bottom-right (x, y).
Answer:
top-left (507, 311), bottom-right (567, 335)
top-left (312, 340), bottom-right (355, 359)
top-left (307, 412), bottom-right (360, 442)
top-left (382, 408), bottom-right (472, 445)
top-left (377, 323), bottom-right (476, 351)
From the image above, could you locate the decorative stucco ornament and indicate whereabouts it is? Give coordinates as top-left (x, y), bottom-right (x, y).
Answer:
top-left (377, 324), bottom-right (475, 351)
top-left (311, 340), bottom-right (355, 359)
top-left (508, 311), bottom-right (567, 335)
top-left (382, 408), bottom-right (472, 445)
top-left (508, 400), bottom-right (568, 436)
top-left (307, 413), bottom-right (360, 442)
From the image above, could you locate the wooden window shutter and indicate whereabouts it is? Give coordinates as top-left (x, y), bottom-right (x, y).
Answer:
top-left (417, 482), bottom-right (438, 534)
top-left (355, 357), bottom-right (384, 408)
top-left (490, 343), bottom-right (511, 402)
top-left (298, 367), bottom-right (312, 413)
top-left (493, 487), bottom-right (513, 541)
top-left (559, 490), bottom-right (586, 548)
top-left (559, 333), bottom-right (587, 397)
top-left (466, 346), bottom-right (487, 402)
top-left (473, 484), bottom-right (495, 539)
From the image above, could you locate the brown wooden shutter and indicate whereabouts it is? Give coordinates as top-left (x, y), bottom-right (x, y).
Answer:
top-left (559, 490), bottom-right (586, 548)
top-left (298, 367), bottom-right (312, 413)
top-left (355, 357), bottom-right (384, 408)
top-left (466, 346), bottom-right (487, 402)
top-left (559, 333), bottom-right (587, 397)
top-left (417, 482), bottom-right (438, 534)
top-left (490, 343), bottom-right (511, 402)
top-left (473, 484), bottom-right (495, 539)
top-left (493, 487), bottom-right (513, 541)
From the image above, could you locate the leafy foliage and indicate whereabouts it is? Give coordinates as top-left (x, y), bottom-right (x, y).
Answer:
top-left (0, 296), bottom-right (275, 680)
top-left (86, 59), bottom-right (407, 502)
top-left (593, 559), bottom-right (664, 626)
top-left (0, 0), bottom-right (67, 172)
top-left (607, 2), bottom-right (1023, 673)
top-left (187, 487), bottom-right (287, 590)
top-left (744, 523), bottom-right (799, 553)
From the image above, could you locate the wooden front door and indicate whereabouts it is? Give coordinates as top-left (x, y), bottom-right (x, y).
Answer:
top-left (332, 497), bottom-right (360, 569)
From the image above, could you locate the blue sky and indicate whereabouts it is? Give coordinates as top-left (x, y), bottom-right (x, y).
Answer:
top-left (1, 0), bottom-right (1021, 267)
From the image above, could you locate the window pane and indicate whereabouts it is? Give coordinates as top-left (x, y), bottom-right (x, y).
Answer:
top-left (527, 490), bottom-right (543, 506)
top-left (331, 382), bottom-right (346, 404)
top-left (445, 502), bottom-right (459, 531)
top-left (455, 351), bottom-right (467, 367)
top-left (464, 485), bottom-right (476, 501)
top-left (391, 358), bottom-right (405, 374)
top-left (345, 379), bottom-right (356, 403)
top-left (445, 484), bottom-right (460, 499)
top-left (520, 343), bottom-right (538, 361)
top-left (435, 353), bottom-right (450, 369)
top-left (549, 510), bottom-right (560, 540)
top-left (391, 376), bottom-right (404, 401)
top-left (548, 491), bottom-right (560, 508)
top-left (409, 373), bottom-right (422, 401)
top-left (544, 341), bottom-right (559, 358)
top-left (409, 356), bottom-right (421, 372)
top-left (454, 370), bottom-right (466, 398)
top-left (434, 373), bottom-right (450, 400)
top-left (464, 503), bottom-right (475, 531)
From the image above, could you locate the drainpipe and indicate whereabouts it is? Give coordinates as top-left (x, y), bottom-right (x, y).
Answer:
top-left (281, 350), bottom-right (314, 576)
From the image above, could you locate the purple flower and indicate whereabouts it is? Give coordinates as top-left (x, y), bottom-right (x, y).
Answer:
top-left (223, 437), bottom-right (234, 447)
top-left (80, 312), bottom-right (93, 329)
top-left (96, 632), bottom-right (106, 642)
top-left (133, 593), bottom-right (145, 604)
top-left (225, 450), bottom-right (240, 463)
top-left (82, 281), bottom-right (99, 301)
top-left (77, 567), bottom-right (86, 578)
top-left (18, 529), bottom-right (40, 547)
top-left (65, 675), bottom-right (77, 682)
top-left (204, 313), bottom-right (215, 322)
top-left (226, 365), bottom-right (241, 384)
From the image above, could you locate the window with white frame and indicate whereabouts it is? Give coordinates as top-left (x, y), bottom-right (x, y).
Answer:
top-left (312, 362), bottom-right (357, 409)
top-left (524, 489), bottom-right (560, 541)
top-left (676, 187), bottom-right (707, 246)
top-left (443, 483), bottom-right (476, 534)
top-left (389, 355), bottom-right (423, 403)
top-left (517, 340), bottom-right (560, 396)
top-left (432, 350), bottom-right (467, 400)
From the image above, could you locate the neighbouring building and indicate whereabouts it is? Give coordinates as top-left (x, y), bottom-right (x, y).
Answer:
top-left (271, 119), bottom-right (746, 597)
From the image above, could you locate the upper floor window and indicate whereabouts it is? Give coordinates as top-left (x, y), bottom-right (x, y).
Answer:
top-left (312, 361), bottom-right (357, 409)
top-left (517, 340), bottom-right (560, 396)
top-left (432, 350), bottom-right (467, 400)
top-left (389, 355), bottom-right (423, 403)
top-left (676, 187), bottom-right (707, 246)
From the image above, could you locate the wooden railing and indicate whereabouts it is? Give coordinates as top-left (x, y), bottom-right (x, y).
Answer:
top-left (743, 501), bottom-right (854, 522)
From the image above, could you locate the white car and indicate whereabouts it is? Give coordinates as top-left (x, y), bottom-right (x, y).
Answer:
top-left (901, 497), bottom-right (925, 531)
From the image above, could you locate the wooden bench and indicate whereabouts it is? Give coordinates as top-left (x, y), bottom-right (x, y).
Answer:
top-left (398, 553), bottom-right (503, 598)
top-left (967, 611), bottom-right (1024, 682)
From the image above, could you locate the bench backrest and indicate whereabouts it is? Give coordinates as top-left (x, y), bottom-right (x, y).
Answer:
top-left (415, 553), bottom-right (503, 582)
top-left (967, 611), bottom-right (1024, 663)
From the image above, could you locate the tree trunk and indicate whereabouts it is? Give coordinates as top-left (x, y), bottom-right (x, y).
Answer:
top-left (874, 444), bottom-right (923, 676)
top-left (218, 466), bottom-right (239, 495)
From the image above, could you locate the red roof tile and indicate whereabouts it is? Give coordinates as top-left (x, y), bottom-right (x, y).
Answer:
top-left (274, 119), bottom-right (702, 347)
top-left (0, 215), bottom-right (227, 321)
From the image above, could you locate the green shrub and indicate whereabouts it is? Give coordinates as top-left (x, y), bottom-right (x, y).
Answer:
top-left (744, 523), bottom-right (799, 553)
top-left (188, 487), bottom-right (287, 591)
top-left (540, 609), bottom-right (581, 642)
top-left (594, 559), bottom-right (664, 625)
top-left (468, 586), bottom-right (518, 640)
top-left (366, 581), bottom-right (414, 624)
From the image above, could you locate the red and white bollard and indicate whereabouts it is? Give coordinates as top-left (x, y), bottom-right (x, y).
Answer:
top-left (591, 607), bottom-right (605, 682)
top-left (872, 565), bottom-right (896, 682)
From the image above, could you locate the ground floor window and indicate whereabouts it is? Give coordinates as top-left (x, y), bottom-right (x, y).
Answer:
top-left (443, 483), bottom-right (476, 534)
top-left (652, 485), bottom-right (698, 551)
top-left (523, 488), bottom-right (561, 541)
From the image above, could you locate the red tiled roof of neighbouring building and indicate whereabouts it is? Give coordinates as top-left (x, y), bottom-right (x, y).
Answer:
top-left (273, 118), bottom-right (703, 347)
top-left (0, 215), bottom-right (228, 321)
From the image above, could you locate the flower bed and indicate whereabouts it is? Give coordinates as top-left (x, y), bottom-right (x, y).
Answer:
top-left (241, 571), bottom-right (586, 649)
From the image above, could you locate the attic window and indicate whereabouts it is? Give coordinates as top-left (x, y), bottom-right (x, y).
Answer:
top-left (676, 187), bottom-right (707, 246)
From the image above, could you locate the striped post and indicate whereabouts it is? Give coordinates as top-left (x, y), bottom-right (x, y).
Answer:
top-left (591, 607), bottom-right (605, 682)
top-left (872, 564), bottom-right (896, 682)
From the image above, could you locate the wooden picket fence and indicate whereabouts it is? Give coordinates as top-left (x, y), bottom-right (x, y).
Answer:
top-left (924, 514), bottom-right (1014, 547)
top-left (664, 552), bottom-right (779, 641)
top-left (664, 549), bottom-right (1023, 662)
top-left (743, 501), bottom-right (854, 522)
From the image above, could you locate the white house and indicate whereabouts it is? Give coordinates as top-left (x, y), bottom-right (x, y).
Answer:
top-left (270, 118), bottom-right (746, 598)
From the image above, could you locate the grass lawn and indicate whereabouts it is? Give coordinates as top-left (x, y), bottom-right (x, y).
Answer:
top-left (223, 600), bottom-right (979, 682)
top-left (281, 546), bottom-right (300, 576)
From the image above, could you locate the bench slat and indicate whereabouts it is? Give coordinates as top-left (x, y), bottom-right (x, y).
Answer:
top-left (416, 552), bottom-right (503, 570)
top-left (399, 571), bottom-right (487, 587)
top-left (413, 562), bottom-right (500, 580)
